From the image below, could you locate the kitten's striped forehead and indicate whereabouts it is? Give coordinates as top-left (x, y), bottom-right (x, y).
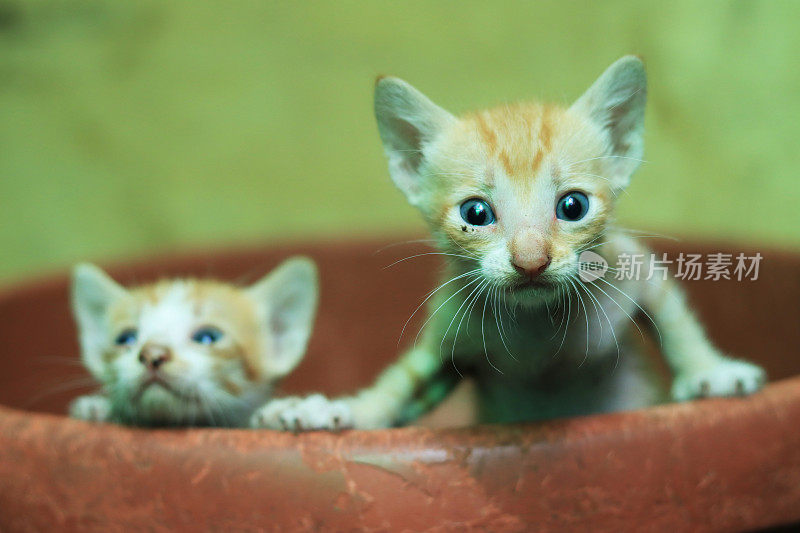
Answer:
top-left (443, 102), bottom-right (601, 192)
top-left (134, 279), bottom-right (255, 322)
top-left (467, 104), bottom-right (555, 180)
top-left (138, 281), bottom-right (194, 335)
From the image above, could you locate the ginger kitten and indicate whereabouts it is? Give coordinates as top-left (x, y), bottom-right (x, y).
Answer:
top-left (69, 258), bottom-right (317, 427)
top-left (256, 56), bottom-right (765, 431)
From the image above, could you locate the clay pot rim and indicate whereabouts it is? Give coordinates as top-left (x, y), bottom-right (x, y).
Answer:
top-left (2, 377), bottom-right (796, 445)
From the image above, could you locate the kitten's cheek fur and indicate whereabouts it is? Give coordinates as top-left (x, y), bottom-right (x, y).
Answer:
top-left (480, 248), bottom-right (514, 281)
top-left (250, 394), bottom-right (353, 432)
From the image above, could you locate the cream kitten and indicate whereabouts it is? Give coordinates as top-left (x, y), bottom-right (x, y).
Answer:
top-left (69, 257), bottom-right (317, 427)
top-left (255, 56), bottom-right (765, 431)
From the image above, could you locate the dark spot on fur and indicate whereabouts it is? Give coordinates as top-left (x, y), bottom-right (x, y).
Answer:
top-left (461, 225), bottom-right (468, 232)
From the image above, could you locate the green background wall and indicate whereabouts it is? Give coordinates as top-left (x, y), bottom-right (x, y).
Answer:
top-left (1, 1), bottom-right (798, 281)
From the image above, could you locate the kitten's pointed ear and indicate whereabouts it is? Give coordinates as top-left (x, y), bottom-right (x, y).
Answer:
top-left (72, 263), bottom-right (127, 325)
top-left (248, 257), bottom-right (318, 378)
top-left (374, 76), bottom-right (456, 206)
top-left (570, 56), bottom-right (647, 189)
top-left (72, 263), bottom-right (127, 376)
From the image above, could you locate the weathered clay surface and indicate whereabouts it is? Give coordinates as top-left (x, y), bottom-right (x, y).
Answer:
top-left (0, 239), bottom-right (797, 531)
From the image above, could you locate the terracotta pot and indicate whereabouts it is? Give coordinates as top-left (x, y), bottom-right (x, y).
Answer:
top-left (0, 238), bottom-right (798, 532)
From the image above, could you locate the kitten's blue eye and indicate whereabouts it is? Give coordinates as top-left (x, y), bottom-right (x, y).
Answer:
top-left (192, 326), bottom-right (223, 345)
top-left (114, 329), bottom-right (138, 346)
top-left (556, 192), bottom-right (589, 221)
top-left (459, 198), bottom-right (495, 226)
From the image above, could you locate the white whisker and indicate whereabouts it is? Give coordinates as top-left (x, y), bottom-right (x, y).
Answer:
top-left (479, 281), bottom-right (503, 374)
top-left (567, 276), bottom-right (590, 363)
top-left (577, 279), bottom-right (620, 369)
top-left (383, 252), bottom-right (478, 269)
top-left (595, 277), bottom-right (662, 346)
top-left (443, 278), bottom-right (490, 377)
top-left (372, 239), bottom-right (437, 254)
top-left (415, 275), bottom-right (482, 349)
top-left (398, 268), bottom-right (481, 345)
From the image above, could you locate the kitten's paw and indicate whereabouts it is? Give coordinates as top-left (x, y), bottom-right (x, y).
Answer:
top-left (250, 394), bottom-right (353, 432)
top-left (671, 358), bottom-right (766, 401)
top-left (69, 395), bottom-right (112, 422)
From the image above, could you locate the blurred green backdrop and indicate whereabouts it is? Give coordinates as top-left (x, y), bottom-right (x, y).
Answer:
top-left (1, 1), bottom-right (798, 281)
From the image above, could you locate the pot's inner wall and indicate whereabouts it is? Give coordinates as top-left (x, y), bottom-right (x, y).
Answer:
top-left (0, 240), bottom-right (797, 419)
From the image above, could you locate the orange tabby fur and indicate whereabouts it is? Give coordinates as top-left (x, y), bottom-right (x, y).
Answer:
top-left (253, 56), bottom-right (765, 431)
top-left (70, 258), bottom-right (317, 427)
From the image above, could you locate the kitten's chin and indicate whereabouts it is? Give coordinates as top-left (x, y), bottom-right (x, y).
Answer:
top-left (127, 387), bottom-right (209, 426)
top-left (134, 383), bottom-right (192, 413)
top-left (123, 379), bottom-right (256, 427)
top-left (125, 379), bottom-right (200, 422)
top-left (133, 376), bottom-right (192, 403)
top-left (506, 279), bottom-right (560, 307)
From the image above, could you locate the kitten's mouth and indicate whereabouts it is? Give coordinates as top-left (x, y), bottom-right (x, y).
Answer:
top-left (512, 277), bottom-right (553, 291)
top-left (507, 277), bottom-right (559, 303)
top-left (133, 375), bottom-right (187, 402)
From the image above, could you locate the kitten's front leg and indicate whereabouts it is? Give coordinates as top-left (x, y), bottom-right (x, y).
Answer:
top-left (69, 394), bottom-right (112, 422)
top-left (251, 343), bottom-right (460, 431)
top-left (251, 287), bottom-right (467, 432)
top-left (642, 274), bottom-right (766, 400)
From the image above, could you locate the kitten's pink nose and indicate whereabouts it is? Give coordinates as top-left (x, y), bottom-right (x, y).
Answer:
top-left (138, 344), bottom-right (172, 371)
top-left (510, 230), bottom-right (551, 278)
top-left (511, 256), bottom-right (551, 278)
